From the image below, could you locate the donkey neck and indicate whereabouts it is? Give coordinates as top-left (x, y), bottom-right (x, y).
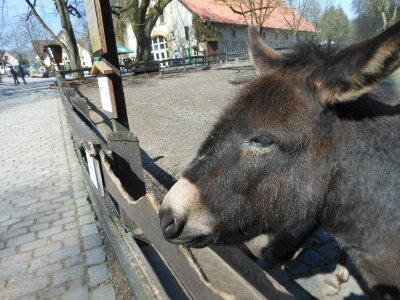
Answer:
top-left (320, 105), bottom-right (400, 242)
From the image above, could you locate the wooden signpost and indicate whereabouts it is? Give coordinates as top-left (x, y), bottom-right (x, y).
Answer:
top-left (84, 0), bottom-right (146, 199)
top-left (84, 0), bottom-right (107, 56)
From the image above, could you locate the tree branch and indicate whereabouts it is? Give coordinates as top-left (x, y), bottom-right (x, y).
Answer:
top-left (229, 5), bottom-right (276, 16)
top-left (111, 2), bottom-right (135, 16)
top-left (24, 0), bottom-right (67, 49)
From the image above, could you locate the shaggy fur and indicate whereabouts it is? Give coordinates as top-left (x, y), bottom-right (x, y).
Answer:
top-left (161, 22), bottom-right (400, 299)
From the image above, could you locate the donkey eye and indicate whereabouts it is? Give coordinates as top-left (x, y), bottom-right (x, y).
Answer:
top-left (241, 136), bottom-right (276, 152)
top-left (249, 136), bottom-right (274, 147)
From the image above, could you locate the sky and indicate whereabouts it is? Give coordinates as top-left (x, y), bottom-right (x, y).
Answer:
top-left (336, 0), bottom-right (356, 19)
top-left (2, 0), bottom-right (356, 33)
top-left (2, 0), bottom-right (75, 33)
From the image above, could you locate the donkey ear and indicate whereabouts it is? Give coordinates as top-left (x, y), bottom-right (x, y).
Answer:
top-left (309, 21), bottom-right (400, 106)
top-left (247, 27), bottom-right (282, 73)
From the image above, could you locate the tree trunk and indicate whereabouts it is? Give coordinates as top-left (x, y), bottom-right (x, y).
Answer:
top-left (257, 25), bottom-right (263, 37)
top-left (124, 0), bottom-right (172, 62)
top-left (0, 52), bottom-right (4, 71)
top-left (134, 26), bottom-right (153, 61)
top-left (381, 11), bottom-right (388, 29)
top-left (54, 0), bottom-right (82, 79)
top-left (26, 0), bottom-right (83, 79)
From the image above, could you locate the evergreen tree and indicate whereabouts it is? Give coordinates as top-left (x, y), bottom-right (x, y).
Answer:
top-left (319, 6), bottom-right (350, 43)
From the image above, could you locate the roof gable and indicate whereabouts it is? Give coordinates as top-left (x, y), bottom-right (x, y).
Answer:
top-left (179, 0), bottom-right (315, 32)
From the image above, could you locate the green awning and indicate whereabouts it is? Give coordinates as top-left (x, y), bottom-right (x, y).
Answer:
top-left (117, 45), bottom-right (135, 55)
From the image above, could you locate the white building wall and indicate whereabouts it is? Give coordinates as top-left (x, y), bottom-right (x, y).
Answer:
top-left (78, 45), bottom-right (93, 68)
top-left (161, 0), bottom-right (199, 57)
top-left (3, 52), bottom-right (19, 65)
top-left (217, 24), bottom-right (314, 53)
top-left (123, 0), bottom-right (201, 60)
top-left (124, 24), bottom-right (137, 56)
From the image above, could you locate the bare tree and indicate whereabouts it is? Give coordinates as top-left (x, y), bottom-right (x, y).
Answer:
top-left (218, 0), bottom-right (281, 36)
top-left (112, 0), bottom-right (174, 61)
top-left (22, 18), bottom-right (52, 61)
top-left (0, 4), bottom-right (11, 70)
top-left (282, 0), bottom-right (312, 39)
top-left (9, 21), bottom-right (35, 64)
top-left (25, 0), bottom-right (83, 77)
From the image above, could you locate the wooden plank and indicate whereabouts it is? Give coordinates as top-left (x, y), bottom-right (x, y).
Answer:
top-left (209, 246), bottom-right (296, 300)
top-left (60, 92), bottom-right (106, 147)
top-left (76, 153), bottom-right (170, 300)
top-left (99, 151), bottom-right (233, 300)
top-left (70, 97), bottom-right (90, 119)
top-left (84, 0), bottom-right (107, 55)
top-left (91, 61), bottom-right (113, 76)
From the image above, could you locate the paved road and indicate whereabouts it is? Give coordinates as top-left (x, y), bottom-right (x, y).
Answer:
top-left (0, 77), bottom-right (116, 299)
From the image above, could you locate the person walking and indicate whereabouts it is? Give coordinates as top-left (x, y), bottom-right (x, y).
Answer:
top-left (19, 64), bottom-right (27, 84)
top-left (10, 66), bottom-right (20, 85)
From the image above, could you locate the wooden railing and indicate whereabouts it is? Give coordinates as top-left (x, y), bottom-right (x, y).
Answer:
top-left (56, 72), bottom-right (298, 300)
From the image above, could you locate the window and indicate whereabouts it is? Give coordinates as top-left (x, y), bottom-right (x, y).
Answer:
top-left (275, 34), bottom-right (278, 40)
top-left (231, 42), bottom-right (237, 53)
top-left (159, 14), bottom-right (165, 25)
top-left (223, 42), bottom-right (228, 53)
top-left (232, 30), bottom-right (236, 38)
top-left (241, 42), bottom-right (246, 53)
top-left (262, 30), bottom-right (266, 39)
top-left (151, 35), bottom-right (169, 67)
top-left (184, 26), bottom-right (190, 41)
top-left (285, 34), bottom-right (289, 40)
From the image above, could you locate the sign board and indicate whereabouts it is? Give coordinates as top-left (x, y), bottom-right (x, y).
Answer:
top-left (84, 0), bottom-right (107, 55)
top-left (98, 77), bottom-right (116, 118)
top-left (85, 150), bottom-right (99, 190)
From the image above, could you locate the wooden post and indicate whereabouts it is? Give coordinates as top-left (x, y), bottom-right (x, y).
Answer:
top-left (97, 0), bottom-right (130, 132)
top-left (85, 0), bottom-right (146, 199)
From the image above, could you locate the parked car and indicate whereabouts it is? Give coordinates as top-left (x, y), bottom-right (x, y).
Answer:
top-left (29, 67), bottom-right (43, 78)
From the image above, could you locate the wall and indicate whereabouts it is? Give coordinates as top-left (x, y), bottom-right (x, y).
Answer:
top-left (216, 24), bottom-right (315, 53)
top-left (123, 0), bottom-right (202, 60)
top-left (2, 52), bottom-right (19, 66)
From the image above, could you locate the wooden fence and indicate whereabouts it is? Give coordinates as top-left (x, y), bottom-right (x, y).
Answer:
top-left (56, 72), bottom-right (298, 300)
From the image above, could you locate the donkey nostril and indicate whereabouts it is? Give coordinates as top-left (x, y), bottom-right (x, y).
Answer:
top-left (159, 209), bottom-right (184, 240)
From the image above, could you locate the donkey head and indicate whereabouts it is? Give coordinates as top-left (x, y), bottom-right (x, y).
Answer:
top-left (159, 22), bottom-right (400, 248)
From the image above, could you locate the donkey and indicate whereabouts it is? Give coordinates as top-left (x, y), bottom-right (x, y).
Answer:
top-left (160, 21), bottom-right (400, 299)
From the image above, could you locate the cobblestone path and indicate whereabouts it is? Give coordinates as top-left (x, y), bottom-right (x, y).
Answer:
top-left (0, 82), bottom-right (116, 300)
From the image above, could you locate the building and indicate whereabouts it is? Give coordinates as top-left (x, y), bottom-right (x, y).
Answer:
top-left (1, 52), bottom-right (19, 66)
top-left (56, 33), bottom-right (93, 69)
top-left (33, 35), bottom-right (92, 69)
top-left (123, 0), bottom-right (316, 65)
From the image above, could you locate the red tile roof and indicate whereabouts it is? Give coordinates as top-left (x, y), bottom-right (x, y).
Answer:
top-left (180, 0), bottom-right (315, 32)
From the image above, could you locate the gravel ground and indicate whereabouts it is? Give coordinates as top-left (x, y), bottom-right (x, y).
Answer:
top-left (78, 67), bottom-right (245, 192)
